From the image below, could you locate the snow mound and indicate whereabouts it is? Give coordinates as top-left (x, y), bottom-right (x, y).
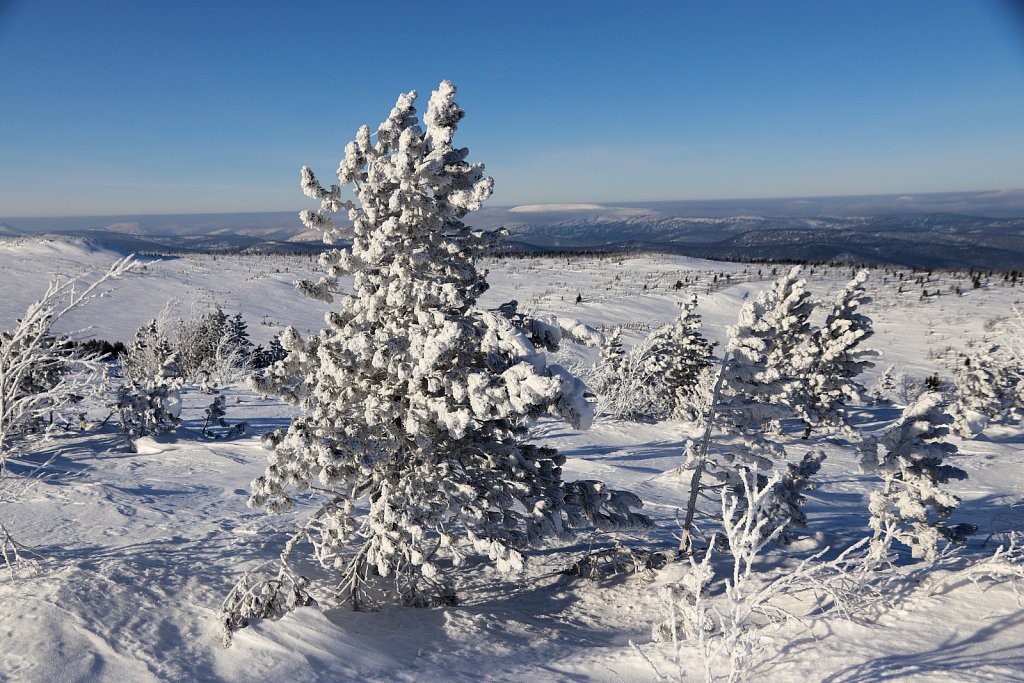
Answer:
top-left (0, 236), bottom-right (125, 262)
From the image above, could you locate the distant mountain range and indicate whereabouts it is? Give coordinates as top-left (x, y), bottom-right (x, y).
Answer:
top-left (494, 213), bottom-right (1024, 269)
top-left (3, 190), bottom-right (1024, 268)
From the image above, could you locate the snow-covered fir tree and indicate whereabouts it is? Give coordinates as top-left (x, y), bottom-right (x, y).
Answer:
top-left (118, 318), bottom-right (184, 449)
top-left (761, 450), bottom-right (825, 543)
top-left (859, 392), bottom-right (975, 561)
top-left (149, 306), bottom-right (255, 386)
top-left (233, 82), bottom-right (648, 628)
top-left (590, 326), bottom-right (660, 420)
top-left (594, 326), bottom-right (625, 396)
top-left (718, 287), bottom-right (792, 449)
top-left (596, 335), bottom-right (662, 420)
top-left (795, 269), bottom-right (877, 436)
top-left (116, 344), bottom-right (183, 451)
top-left (251, 334), bottom-right (288, 370)
top-left (871, 363), bottom-right (898, 404)
top-left (592, 308), bottom-right (712, 423)
top-left (174, 307), bottom-right (230, 380)
top-left (952, 348), bottom-right (1004, 436)
top-left (642, 295), bottom-right (715, 420)
top-left (227, 312), bottom-right (253, 361)
top-left (120, 319), bottom-right (169, 381)
top-left (685, 365), bottom-right (719, 430)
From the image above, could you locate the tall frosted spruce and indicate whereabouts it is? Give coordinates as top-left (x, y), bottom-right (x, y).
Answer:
top-left (232, 83), bottom-right (647, 630)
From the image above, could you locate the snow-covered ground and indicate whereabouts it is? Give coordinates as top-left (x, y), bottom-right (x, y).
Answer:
top-left (2, 237), bottom-right (1023, 681)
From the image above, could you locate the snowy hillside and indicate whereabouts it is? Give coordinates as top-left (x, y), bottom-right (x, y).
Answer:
top-left (1, 239), bottom-right (1023, 681)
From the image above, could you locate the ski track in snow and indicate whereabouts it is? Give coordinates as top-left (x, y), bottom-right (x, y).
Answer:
top-left (2, 239), bottom-right (1024, 681)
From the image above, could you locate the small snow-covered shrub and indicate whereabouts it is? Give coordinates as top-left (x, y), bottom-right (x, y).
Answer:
top-left (950, 346), bottom-right (1022, 436)
top-left (592, 331), bottom-right (663, 420)
top-left (593, 298), bottom-right (715, 423)
top-left (116, 354), bottom-right (183, 451)
top-left (0, 257), bottom-right (134, 468)
top-left (871, 365), bottom-right (927, 406)
top-left (172, 307), bottom-right (254, 386)
top-left (201, 391), bottom-right (246, 439)
top-left (870, 363), bottom-right (898, 403)
top-left (647, 474), bottom-right (872, 683)
top-left (121, 318), bottom-right (173, 381)
top-left (220, 551), bottom-right (313, 646)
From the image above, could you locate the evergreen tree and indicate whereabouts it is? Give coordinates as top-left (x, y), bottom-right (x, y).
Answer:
top-left (594, 333), bottom-right (663, 420)
top-left (116, 349), bottom-right (183, 451)
top-left (872, 363), bottom-right (899, 403)
top-left (859, 392), bottom-right (975, 561)
top-left (952, 349), bottom-right (1004, 436)
top-left (718, 288), bottom-right (792, 449)
top-left (761, 450), bottom-right (825, 543)
top-left (227, 313), bottom-right (254, 363)
top-left (796, 269), bottom-right (877, 436)
top-left (252, 334), bottom-right (288, 370)
top-left (958, 351), bottom-right (1004, 417)
top-left (120, 319), bottom-right (173, 381)
top-left (174, 307), bottom-right (230, 380)
top-left (763, 266), bottom-right (817, 387)
top-left (643, 295), bottom-right (715, 421)
top-left (596, 326), bottom-right (625, 395)
top-left (231, 82), bottom-right (647, 633)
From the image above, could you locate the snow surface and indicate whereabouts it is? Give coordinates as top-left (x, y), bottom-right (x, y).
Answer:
top-left (2, 239), bottom-right (1024, 681)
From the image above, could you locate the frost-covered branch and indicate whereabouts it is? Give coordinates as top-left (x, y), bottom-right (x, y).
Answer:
top-left (0, 255), bottom-right (135, 467)
top-left (650, 475), bottom-right (876, 682)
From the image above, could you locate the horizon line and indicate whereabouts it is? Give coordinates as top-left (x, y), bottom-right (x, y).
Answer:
top-left (2, 187), bottom-right (1022, 222)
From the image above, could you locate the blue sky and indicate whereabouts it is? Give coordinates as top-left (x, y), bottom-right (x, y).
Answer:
top-left (1, 0), bottom-right (1023, 217)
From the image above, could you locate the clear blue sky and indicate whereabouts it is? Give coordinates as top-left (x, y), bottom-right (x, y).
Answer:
top-left (1, 0), bottom-right (1023, 217)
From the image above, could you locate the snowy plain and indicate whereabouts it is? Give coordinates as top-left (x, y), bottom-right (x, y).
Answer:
top-left (1, 235), bottom-right (1023, 682)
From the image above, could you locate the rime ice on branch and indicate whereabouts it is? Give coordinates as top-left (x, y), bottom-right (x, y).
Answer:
top-left (1, 256), bottom-right (135, 469)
